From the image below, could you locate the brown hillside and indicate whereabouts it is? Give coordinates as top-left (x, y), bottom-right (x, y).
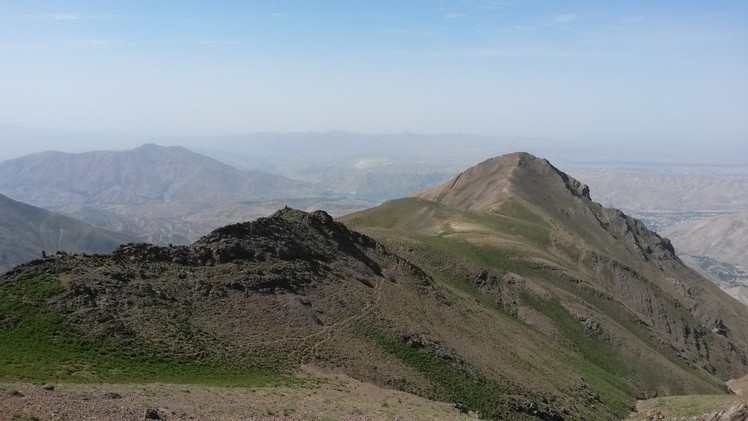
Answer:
top-left (344, 152), bottom-right (748, 412)
top-left (3, 207), bottom-right (629, 419)
top-left (408, 153), bottom-right (748, 356)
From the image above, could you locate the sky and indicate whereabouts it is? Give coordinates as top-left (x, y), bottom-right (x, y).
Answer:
top-left (0, 1), bottom-right (747, 155)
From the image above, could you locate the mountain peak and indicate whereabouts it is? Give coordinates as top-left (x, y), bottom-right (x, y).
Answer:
top-left (186, 208), bottom-right (380, 274)
top-left (199, 207), bottom-right (341, 244)
top-left (406, 152), bottom-right (681, 269)
top-left (411, 151), bottom-right (590, 211)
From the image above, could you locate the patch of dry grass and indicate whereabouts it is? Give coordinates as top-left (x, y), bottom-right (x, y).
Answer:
top-left (628, 395), bottom-right (748, 420)
top-left (0, 367), bottom-right (474, 421)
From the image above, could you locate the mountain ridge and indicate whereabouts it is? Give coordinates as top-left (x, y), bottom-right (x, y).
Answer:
top-left (0, 144), bottom-right (329, 244)
top-left (3, 152), bottom-right (748, 419)
top-left (0, 143), bottom-right (322, 207)
top-left (344, 152), bottom-right (748, 398)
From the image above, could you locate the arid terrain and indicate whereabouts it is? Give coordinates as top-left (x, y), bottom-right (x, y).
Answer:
top-left (627, 374), bottom-right (748, 421)
top-left (0, 367), bottom-right (472, 421)
top-left (662, 213), bottom-right (748, 269)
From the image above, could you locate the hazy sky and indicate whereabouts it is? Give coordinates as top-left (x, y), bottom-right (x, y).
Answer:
top-left (1, 1), bottom-right (747, 150)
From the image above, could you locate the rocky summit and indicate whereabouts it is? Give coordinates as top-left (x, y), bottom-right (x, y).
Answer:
top-left (2, 153), bottom-right (748, 420)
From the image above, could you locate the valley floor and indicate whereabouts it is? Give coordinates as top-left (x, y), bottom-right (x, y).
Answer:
top-left (0, 368), bottom-right (473, 421)
top-left (627, 375), bottom-right (748, 421)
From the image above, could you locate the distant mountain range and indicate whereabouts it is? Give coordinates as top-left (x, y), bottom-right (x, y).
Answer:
top-left (0, 144), bottom-right (332, 243)
top-left (663, 213), bottom-right (748, 269)
top-left (0, 143), bottom-right (322, 206)
top-left (1, 137), bottom-right (746, 247)
top-left (569, 169), bottom-right (748, 211)
top-left (662, 213), bottom-right (748, 306)
top-left (2, 137), bottom-right (747, 305)
top-left (0, 193), bottom-right (138, 272)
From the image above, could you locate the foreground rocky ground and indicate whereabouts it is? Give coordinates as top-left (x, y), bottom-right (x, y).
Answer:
top-left (0, 368), bottom-right (473, 421)
top-left (627, 375), bottom-right (748, 421)
top-left (4, 376), bottom-right (747, 421)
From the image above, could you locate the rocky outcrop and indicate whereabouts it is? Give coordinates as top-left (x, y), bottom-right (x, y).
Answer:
top-left (696, 403), bottom-right (748, 421)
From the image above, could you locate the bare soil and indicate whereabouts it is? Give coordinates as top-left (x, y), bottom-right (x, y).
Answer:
top-left (0, 367), bottom-right (473, 421)
top-left (627, 377), bottom-right (748, 420)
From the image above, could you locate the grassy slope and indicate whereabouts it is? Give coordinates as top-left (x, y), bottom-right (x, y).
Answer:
top-left (342, 197), bottom-right (730, 415)
top-left (0, 275), bottom-right (283, 387)
top-left (0, 224), bottom-right (629, 419)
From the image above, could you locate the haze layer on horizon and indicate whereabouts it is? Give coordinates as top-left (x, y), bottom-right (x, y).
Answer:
top-left (1, 1), bottom-right (746, 159)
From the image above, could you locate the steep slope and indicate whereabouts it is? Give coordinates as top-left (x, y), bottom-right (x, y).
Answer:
top-left (0, 193), bottom-right (138, 273)
top-left (661, 214), bottom-right (748, 307)
top-left (343, 153), bottom-right (748, 412)
top-left (0, 143), bottom-right (321, 207)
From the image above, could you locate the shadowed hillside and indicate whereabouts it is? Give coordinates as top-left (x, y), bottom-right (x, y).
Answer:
top-left (0, 193), bottom-right (138, 273)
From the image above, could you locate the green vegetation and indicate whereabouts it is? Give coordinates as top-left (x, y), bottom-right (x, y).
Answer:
top-left (0, 276), bottom-right (286, 386)
top-left (519, 292), bottom-right (634, 413)
top-left (1, 170), bottom-right (742, 421)
top-left (408, 227), bottom-right (723, 392)
top-left (346, 197), bottom-right (551, 248)
top-left (362, 328), bottom-right (511, 419)
top-left (404, 237), bottom-right (636, 416)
